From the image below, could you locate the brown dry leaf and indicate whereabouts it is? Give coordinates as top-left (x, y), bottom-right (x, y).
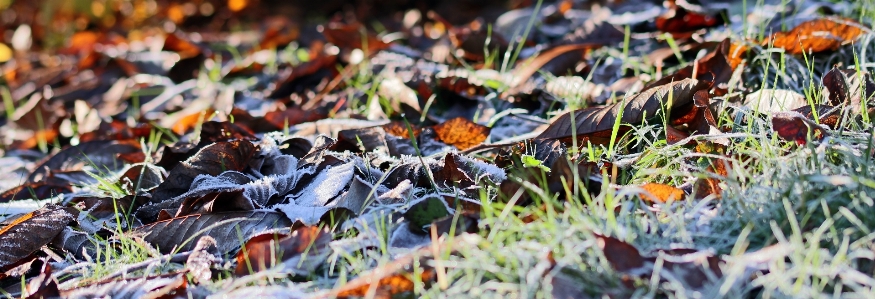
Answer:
top-left (595, 234), bottom-right (646, 272)
top-left (0, 181), bottom-right (72, 203)
top-left (670, 89), bottom-right (718, 138)
top-left (163, 32), bottom-right (202, 59)
top-left (262, 107), bottom-right (327, 130)
top-left (145, 140), bottom-right (258, 221)
top-left (268, 54), bottom-right (337, 99)
top-left (772, 111), bottom-right (829, 145)
top-left (538, 78), bottom-right (707, 144)
top-left (794, 105), bottom-right (840, 129)
top-left (645, 39), bottom-right (734, 94)
top-left (432, 153), bottom-right (474, 188)
top-left (764, 17), bottom-right (865, 55)
top-left (665, 125), bottom-right (691, 145)
top-left (235, 226), bottom-right (331, 276)
top-left (655, 7), bottom-right (722, 35)
top-left (198, 121), bottom-right (257, 144)
top-left (638, 183), bottom-right (685, 203)
top-left (0, 205), bottom-right (76, 269)
top-left (595, 234), bottom-right (723, 290)
top-left (134, 211), bottom-right (293, 254)
top-left (432, 117), bottom-right (490, 150)
top-left (822, 68), bottom-right (875, 116)
top-left (26, 140), bottom-right (142, 183)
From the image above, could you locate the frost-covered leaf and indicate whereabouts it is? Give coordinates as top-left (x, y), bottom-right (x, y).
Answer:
top-left (275, 172), bottom-right (372, 226)
top-left (0, 205), bottom-right (75, 269)
top-left (140, 140), bottom-right (258, 221)
top-left (133, 211), bottom-right (292, 255)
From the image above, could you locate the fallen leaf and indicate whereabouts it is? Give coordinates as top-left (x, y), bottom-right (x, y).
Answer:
top-left (645, 39), bottom-right (734, 94)
top-left (262, 107), bottom-right (327, 130)
top-left (328, 247), bottom-right (438, 299)
top-left (171, 109), bottom-right (217, 135)
top-left (595, 234), bottom-right (723, 290)
top-left (538, 78), bottom-right (708, 144)
top-left (235, 226), bottom-right (331, 276)
top-left (133, 211), bottom-right (293, 255)
top-left (143, 140), bottom-right (258, 221)
top-left (0, 181), bottom-right (72, 203)
top-left (793, 105), bottom-right (840, 129)
top-left (383, 121), bottom-right (420, 139)
top-left (656, 7), bottom-right (722, 35)
top-left (822, 67), bottom-right (875, 116)
top-left (0, 205), bottom-right (76, 269)
top-left (763, 17), bottom-right (865, 55)
top-left (772, 111), bottom-right (829, 145)
top-left (27, 140), bottom-right (142, 183)
top-left (638, 183), bottom-right (685, 203)
top-left (447, 18), bottom-right (510, 62)
top-left (596, 234), bottom-right (647, 272)
top-left (432, 117), bottom-right (490, 150)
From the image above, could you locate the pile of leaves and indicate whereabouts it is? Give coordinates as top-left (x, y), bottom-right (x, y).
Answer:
top-left (1, 0), bottom-right (875, 297)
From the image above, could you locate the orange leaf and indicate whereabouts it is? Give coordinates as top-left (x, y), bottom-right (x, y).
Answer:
top-left (228, 0), bottom-right (248, 12)
top-left (382, 122), bottom-right (419, 139)
top-left (432, 117), bottom-right (490, 150)
top-left (763, 18), bottom-right (865, 55)
top-left (171, 109), bottom-right (216, 135)
top-left (235, 226), bottom-right (331, 276)
top-left (638, 183), bottom-right (685, 203)
top-left (727, 42), bottom-right (748, 70)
